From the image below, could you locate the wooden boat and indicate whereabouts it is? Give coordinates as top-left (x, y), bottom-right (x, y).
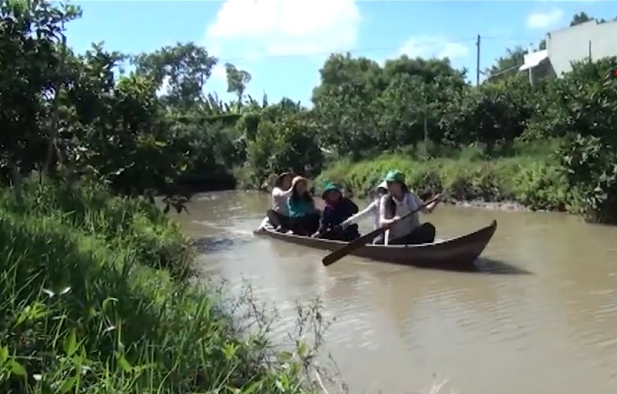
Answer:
top-left (254, 220), bottom-right (497, 271)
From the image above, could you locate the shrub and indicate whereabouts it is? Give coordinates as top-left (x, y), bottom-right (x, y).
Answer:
top-left (0, 178), bottom-right (193, 278)
top-left (0, 180), bottom-right (333, 393)
top-left (318, 152), bottom-right (566, 211)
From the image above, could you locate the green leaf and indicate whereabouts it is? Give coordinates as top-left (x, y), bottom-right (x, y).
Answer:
top-left (0, 346), bottom-right (8, 364)
top-left (242, 380), bottom-right (262, 394)
top-left (59, 376), bottom-right (77, 393)
top-left (64, 331), bottom-right (77, 357)
top-left (115, 352), bottom-right (133, 372)
top-left (8, 359), bottom-right (26, 377)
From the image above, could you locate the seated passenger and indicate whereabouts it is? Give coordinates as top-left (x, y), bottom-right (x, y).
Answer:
top-left (266, 172), bottom-right (294, 232)
top-left (314, 182), bottom-right (360, 241)
top-left (287, 176), bottom-right (320, 236)
top-left (339, 181), bottom-right (388, 244)
top-left (378, 170), bottom-right (440, 245)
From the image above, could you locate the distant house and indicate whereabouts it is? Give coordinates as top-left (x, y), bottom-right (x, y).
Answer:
top-left (520, 19), bottom-right (617, 83)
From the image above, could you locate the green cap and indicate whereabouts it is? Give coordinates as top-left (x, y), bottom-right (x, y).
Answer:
top-left (384, 170), bottom-right (405, 183)
top-left (321, 182), bottom-right (341, 199)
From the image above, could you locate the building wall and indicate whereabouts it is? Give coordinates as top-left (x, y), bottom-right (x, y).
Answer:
top-left (547, 20), bottom-right (617, 75)
top-left (530, 61), bottom-right (556, 85)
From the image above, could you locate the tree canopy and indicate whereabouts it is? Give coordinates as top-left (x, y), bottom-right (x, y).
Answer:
top-left (2, 0), bottom-right (617, 221)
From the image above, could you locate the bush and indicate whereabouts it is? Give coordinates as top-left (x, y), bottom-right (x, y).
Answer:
top-left (0, 180), bottom-right (331, 393)
top-left (317, 151), bottom-right (567, 211)
top-left (0, 177), bottom-right (193, 278)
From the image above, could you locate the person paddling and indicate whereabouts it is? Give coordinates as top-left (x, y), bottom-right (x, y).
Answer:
top-left (339, 180), bottom-right (389, 244)
top-left (314, 182), bottom-right (359, 241)
top-left (378, 170), bottom-right (440, 245)
top-left (266, 172), bottom-right (294, 232)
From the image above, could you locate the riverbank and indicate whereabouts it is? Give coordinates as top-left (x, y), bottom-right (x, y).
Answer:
top-left (316, 150), bottom-right (567, 214)
top-left (0, 178), bottom-right (331, 393)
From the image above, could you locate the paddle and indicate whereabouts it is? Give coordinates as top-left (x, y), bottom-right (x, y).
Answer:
top-left (321, 195), bottom-right (440, 266)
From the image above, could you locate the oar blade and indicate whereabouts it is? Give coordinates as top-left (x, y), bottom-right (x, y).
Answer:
top-left (321, 231), bottom-right (376, 266)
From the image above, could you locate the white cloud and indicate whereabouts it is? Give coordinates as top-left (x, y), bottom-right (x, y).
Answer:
top-left (398, 36), bottom-right (470, 60)
top-left (212, 64), bottom-right (227, 84)
top-left (205, 0), bottom-right (361, 59)
top-left (526, 9), bottom-right (563, 29)
top-left (156, 75), bottom-right (171, 97)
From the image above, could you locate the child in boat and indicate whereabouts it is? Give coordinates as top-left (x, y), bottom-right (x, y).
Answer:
top-left (378, 170), bottom-right (440, 245)
top-left (339, 181), bottom-right (389, 244)
top-left (267, 172), bottom-right (294, 232)
top-left (287, 176), bottom-right (320, 236)
top-left (314, 182), bottom-right (360, 241)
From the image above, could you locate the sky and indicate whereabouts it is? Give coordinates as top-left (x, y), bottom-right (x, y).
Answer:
top-left (64, 0), bottom-right (617, 105)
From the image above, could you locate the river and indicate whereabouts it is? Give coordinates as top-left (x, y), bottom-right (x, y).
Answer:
top-left (175, 190), bottom-right (617, 394)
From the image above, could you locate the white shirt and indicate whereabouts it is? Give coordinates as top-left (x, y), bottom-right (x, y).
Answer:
top-left (343, 199), bottom-right (380, 229)
top-left (378, 192), bottom-right (424, 240)
top-left (271, 186), bottom-right (293, 216)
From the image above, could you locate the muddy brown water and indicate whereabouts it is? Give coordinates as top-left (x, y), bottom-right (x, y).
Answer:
top-left (175, 191), bottom-right (617, 394)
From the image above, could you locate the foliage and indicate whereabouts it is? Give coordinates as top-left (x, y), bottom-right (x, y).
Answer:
top-left (0, 176), bottom-right (193, 278)
top-left (0, 178), bottom-right (336, 393)
top-left (317, 141), bottom-right (568, 212)
top-left (2, 0), bottom-right (617, 225)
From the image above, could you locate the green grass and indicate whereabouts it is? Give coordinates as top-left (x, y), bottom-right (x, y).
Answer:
top-left (317, 141), bottom-right (569, 212)
top-left (0, 178), bottom-right (332, 394)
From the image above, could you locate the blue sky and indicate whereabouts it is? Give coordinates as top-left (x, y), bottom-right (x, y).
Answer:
top-left (65, 1), bottom-right (617, 104)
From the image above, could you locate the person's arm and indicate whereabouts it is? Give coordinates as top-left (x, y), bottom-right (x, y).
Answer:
top-left (272, 186), bottom-right (294, 199)
top-left (286, 199), bottom-right (295, 217)
top-left (378, 196), bottom-right (399, 227)
top-left (342, 200), bottom-right (376, 226)
top-left (412, 192), bottom-right (440, 214)
top-left (348, 198), bottom-right (359, 214)
top-left (313, 208), bottom-right (331, 237)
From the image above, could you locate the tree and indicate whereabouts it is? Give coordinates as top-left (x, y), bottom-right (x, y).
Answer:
top-left (0, 0), bottom-right (80, 181)
top-left (383, 55), bottom-right (466, 87)
top-left (224, 63), bottom-right (252, 107)
top-left (486, 47), bottom-right (526, 81)
top-left (133, 42), bottom-right (217, 109)
top-left (570, 12), bottom-right (594, 26)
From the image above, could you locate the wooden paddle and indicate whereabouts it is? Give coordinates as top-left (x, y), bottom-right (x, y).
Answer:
top-left (321, 195), bottom-right (440, 266)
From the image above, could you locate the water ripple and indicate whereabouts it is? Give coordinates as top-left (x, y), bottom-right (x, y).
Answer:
top-left (176, 191), bottom-right (617, 394)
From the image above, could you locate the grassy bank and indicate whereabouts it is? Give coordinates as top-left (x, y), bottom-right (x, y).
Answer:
top-left (0, 178), bottom-right (329, 393)
top-left (317, 141), bottom-right (569, 212)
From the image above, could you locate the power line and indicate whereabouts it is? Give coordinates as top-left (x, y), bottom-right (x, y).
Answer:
top-left (216, 35), bottom-right (540, 63)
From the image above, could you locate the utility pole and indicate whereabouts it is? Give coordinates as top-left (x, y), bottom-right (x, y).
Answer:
top-left (476, 34), bottom-right (481, 86)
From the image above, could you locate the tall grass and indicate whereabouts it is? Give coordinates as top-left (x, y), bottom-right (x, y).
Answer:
top-left (0, 178), bottom-right (194, 278)
top-left (0, 178), bottom-right (333, 394)
top-left (317, 140), bottom-right (568, 212)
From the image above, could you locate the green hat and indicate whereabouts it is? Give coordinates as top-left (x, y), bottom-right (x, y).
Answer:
top-left (384, 170), bottom-right (405, 183)
top-left (321, 182), bottom-right (341, 199)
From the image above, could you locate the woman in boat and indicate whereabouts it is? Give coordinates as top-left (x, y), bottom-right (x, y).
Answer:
top-left (314, 182), bottom-right (360, 241)
top-left (339, 180), bottom-right (389, 244)
top-left (378, 170), bottom-right (440, 245)
top-left (266, 172), bottom-right (294, 232)
top-left (287, 176), bottom-right (320, 236)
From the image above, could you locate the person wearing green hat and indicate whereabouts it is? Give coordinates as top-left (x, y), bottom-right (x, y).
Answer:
top-left (313, 182), bottom-right (359, 241)
top-left (377, 170), bottom-right (441, 245)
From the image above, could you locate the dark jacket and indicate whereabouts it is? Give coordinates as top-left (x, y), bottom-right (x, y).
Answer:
top-left (319, 198), bottom-right (359, 232)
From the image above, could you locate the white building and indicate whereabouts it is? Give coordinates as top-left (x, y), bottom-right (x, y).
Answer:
top-left (520, 19), bottom-right (617, 81)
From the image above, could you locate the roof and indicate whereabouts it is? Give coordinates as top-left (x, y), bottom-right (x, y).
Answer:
top-left (519, 49), bottom-right (549, 71)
